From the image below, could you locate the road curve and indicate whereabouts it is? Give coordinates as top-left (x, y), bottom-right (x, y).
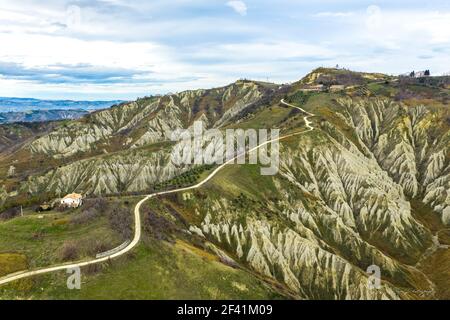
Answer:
top-left (280, 99), bottom-right (314, 130)
top-left (0, 100), bottom-right (315, 286)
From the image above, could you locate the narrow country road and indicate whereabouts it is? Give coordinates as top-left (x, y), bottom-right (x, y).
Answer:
top-left (280, 99), bottom-right (314, 130)
top-left (0, 99), bottom-right (315, 287)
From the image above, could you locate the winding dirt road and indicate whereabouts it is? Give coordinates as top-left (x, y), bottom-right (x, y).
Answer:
top-left (0, 99), bottom-right (315, 286)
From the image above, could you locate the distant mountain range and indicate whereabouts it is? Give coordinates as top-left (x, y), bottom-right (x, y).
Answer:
top-left (0, 97), bottom-right (124, 112)
top-left (0, 109), bottom-right (90, 124)
top-left (0, 97), bottom-right (124, 123)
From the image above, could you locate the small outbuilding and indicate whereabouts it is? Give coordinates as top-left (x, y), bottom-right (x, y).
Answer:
top-left (38, 203), bottom-right (52, 212)
top-left (61, 193), bottom-right (83, 208)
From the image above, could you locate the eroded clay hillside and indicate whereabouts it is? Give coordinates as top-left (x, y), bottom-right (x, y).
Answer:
top-left (0, 69), bottom-right (448, 299)
top-left (166, 97), bottom-right (448, 299)
top-left (29, 80), bottom-right (270, 158)
top-left (0, 80), bottom-right (276, 202)
top-left (333, 98), bottom-right (449, 224)
top-left (152, 72), bottom-right (449, 299)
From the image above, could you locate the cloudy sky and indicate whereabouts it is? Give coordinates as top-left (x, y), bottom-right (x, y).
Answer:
top-left (0, 0), bottom-right (449, 100)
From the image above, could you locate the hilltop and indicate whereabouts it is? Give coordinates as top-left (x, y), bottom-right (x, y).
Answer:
top-left (299, 67), bottom-right (393, 86)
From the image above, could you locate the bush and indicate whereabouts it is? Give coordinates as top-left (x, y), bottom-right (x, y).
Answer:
top-left (83, 238), bottom-right (110, 256)
top-left (70, 198), bottom-right (109, 225)
top-left (83, 198), bottom-right (108, 213)
top-left (55, 203), bottom-right (69, 212)
top-left (70, 208), bottom-right (101, 225)
top-left (0, 207), bottom-right (20, 221)
top-left (143, 209), bottom-right (176, 242)
top-left (84, 263), bottom-right (102, 275)
top-left (59, 241), bottom-right (79, 261)
top-left (107, 207), bottom-right (132, 240)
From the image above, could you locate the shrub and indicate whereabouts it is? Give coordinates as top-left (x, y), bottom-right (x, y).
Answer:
top-left (83, 198), bottom-right (108, 213)
top-left (59, 241), bottom-right (79, 261)
top-left (0, 207), bottom-right (20, 221)
top-left (107, 207), bottom-right (132, 240)
top-left (71, 208), bottom-right (102, 225)
top-left (70, 198), bottom-right (109, 225)
top-left (143, 210), bottom-right (176, 242)
top-left (55, 203), bottom-right (69, 212)
top-left (84, 263), bottom-right (102, 275)
top-left (83, 238), bottom-right (110, 256)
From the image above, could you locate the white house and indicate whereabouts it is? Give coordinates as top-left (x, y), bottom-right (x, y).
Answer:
top-left (61, 193), bottom-right (83, 208)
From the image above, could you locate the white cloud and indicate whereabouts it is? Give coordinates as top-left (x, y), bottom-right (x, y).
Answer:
top-left (0, 31), bottom-right (201, 98)
top-left (226, 1), bottom-right (247, 16)
top-left (0, 1), bottom-right (449, 99)
top-left (190, 41), bottom-right (334, 62)
top-left (313, 11), bottom-right (354, 18)
top-left (361, 9), bottom-right (450, 46)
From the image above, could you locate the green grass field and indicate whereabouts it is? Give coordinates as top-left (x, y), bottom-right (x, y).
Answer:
top-left (224, 104), bottom-right (292, 131)
top-left (0, 207), bottom-right (124, 269)
top-left (0, 240), bottom-right (283, 300)
top-left (0, 193), bottom-right (285, 300)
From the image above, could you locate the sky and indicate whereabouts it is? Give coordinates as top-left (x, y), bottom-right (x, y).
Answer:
top-left (0, 0), bottom-right (449, 100)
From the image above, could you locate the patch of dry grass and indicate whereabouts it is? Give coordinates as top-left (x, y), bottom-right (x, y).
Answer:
top-left (421, 249), bottom-right (450, 299)
top-left (0, 253), bottom-right (27, 276)
top-left (175, 240), bottom-right (219, 262)
top-left (0, 252), bottom-right (33, 293)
